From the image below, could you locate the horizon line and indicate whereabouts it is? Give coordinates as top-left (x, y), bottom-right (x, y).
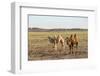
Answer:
top-left (28, 27), bottom-right (88, 29)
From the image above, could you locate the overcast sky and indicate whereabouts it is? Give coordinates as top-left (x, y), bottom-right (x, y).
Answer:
top-left (29, 15), bottom-right (88, 29)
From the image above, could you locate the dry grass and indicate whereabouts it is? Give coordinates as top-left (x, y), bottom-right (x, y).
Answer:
top-left (28, 30), bottom-right (88, 61)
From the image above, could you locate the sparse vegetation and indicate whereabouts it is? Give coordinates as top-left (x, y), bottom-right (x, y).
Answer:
top-left (28, 30), bottom-right (88, 60)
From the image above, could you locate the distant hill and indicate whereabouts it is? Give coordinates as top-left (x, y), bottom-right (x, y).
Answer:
top-left (28, 27), bottom-right (88, 32)
top-left (28, 28), bottom-right (49, 32)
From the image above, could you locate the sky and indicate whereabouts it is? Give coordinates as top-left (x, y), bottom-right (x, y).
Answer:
top-left (29, 15), bottom-right (88, 29)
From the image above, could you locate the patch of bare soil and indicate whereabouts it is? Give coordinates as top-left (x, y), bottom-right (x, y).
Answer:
top-left (28, 47), bottom-right (88, 60)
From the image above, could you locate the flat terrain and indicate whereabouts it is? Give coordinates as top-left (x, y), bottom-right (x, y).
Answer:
top-left (28, 30), bottom-right (88, 61)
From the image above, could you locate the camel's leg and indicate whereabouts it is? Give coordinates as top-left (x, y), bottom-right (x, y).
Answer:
top-left (76, 42), bottom-right (78, 49)
top-left (62, 43), bottom-right (65, 51)
top-left (69, 45), bottom-right (72, 54)
top-left (53, 43), bottom-right (57, 51)
top-left (71, 47), bottom-right (74, 55)
top-left (71, 43), bottom-right (74, 54)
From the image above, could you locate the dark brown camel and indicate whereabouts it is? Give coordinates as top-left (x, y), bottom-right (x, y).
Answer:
top-left (65, 34), bottom-right (79, 54)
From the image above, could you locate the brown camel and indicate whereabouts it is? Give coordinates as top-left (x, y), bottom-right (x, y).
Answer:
top-left (65, 34), bottom-right (79, 54)
top-left (48, 35), bottom-right (65, 50)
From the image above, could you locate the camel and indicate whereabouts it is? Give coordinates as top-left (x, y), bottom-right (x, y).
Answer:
top-left (73, 34), bottom-right (78, 49)
top-left (48, 35), bottom-right (57, 49)
top-left (56, 35), bottom-right (65, 47)
top-left (65, 34), bottom-right (79, 54)
top-left (48, 35), bottom-right (65, 50)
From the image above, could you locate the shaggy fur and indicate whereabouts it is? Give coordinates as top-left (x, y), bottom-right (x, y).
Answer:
top-left (48, 35), bottom-right (64, 49)
top-left (65, 34), bottom-right (79, 54)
